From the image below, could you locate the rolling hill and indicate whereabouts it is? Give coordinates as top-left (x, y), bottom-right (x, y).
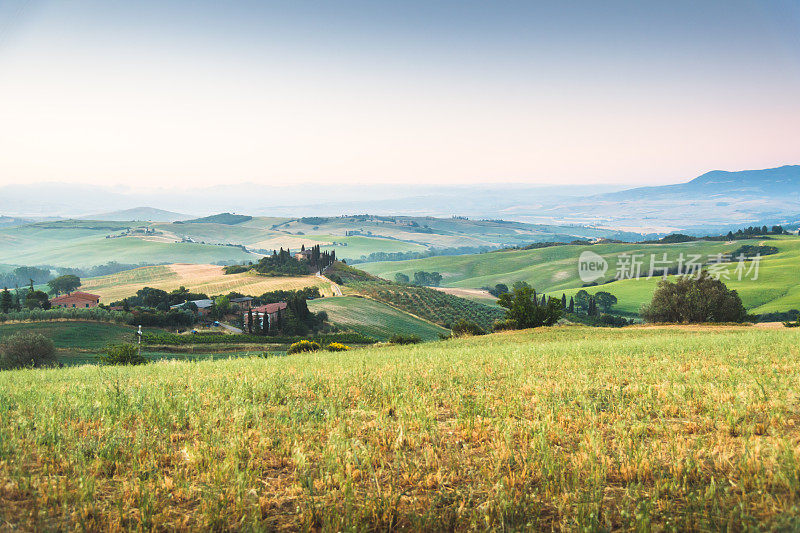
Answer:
top-left (81, 263), bottom-right (334, 302)
top-left (307, 296), bottom-right (448, 341)
top-left (360, 236), bottom-right (800, 315)
top-left (0, 214), bottom-right (648, 268)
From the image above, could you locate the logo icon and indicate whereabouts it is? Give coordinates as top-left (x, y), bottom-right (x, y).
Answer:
top-left (578, 251), bottom-right (608, 283)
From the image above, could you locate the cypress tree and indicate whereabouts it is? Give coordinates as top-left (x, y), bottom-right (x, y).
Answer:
top-left (247, 308), bottom-right (253, 334)
top-left (0, 287), bottom-right (11, 314)
top-left (568, 297), bottom-right (574, 313)
top-left (561, 293), bottom-right (567, 309)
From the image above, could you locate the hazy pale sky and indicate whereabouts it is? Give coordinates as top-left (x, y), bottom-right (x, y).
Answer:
top-left (0, 0), bottom-right (799, 188)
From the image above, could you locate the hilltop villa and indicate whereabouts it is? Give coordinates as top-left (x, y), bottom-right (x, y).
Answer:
top-left (50, 291), bottom-right (101, 309)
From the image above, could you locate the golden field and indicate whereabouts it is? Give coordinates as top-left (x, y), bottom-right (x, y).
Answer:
top-left (1, 325), bottom-right (799, 529)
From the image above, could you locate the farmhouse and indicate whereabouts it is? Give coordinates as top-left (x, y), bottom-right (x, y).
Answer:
top-left (245, 302), bottom-right (287, 331)
top-left (230, 296), bottom-right (253, 311)
top-left (170, 299), bottom-right (214, 317)
top-left (50, 291), bottom-right (101, 309)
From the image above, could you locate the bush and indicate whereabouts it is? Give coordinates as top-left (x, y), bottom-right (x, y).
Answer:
top-left (0, 332), bottom-right (58, 370)
top-left (641, 271), bottom-right (747, 323)
top-left (288, 340), bottom-right (321, 354)
top-left (492, 319), bottom-right (518, 332)
top-left (784, 319), bottom-right (800, 328)
top-left (99, 343), bottom-right (147, 365)
top-left (450, 319), bottom-right (485, 336)
top-left (388, 334), bottom-right (421, 345)
top-left (326, 342), bottom-right (350, 352)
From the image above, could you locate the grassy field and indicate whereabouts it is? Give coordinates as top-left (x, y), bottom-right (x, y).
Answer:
top-left (308, 296), bottom-right (449, 341)
top-left (1, 325), bottom-right (799, 529)
top-left (557, 237), bottom-right (800, 315)
top-left (0, 221), bottom-right (256, 268)
top-left (81, 264), bottom-right (334, 302)
top-left (361, 237), bottom-right (800, 315)
top-left (0, 321), bottom-right (159, 364)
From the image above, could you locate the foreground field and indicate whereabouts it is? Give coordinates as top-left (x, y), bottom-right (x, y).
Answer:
top-left (81, 263), bottom-right (334, 302)
top-left (1, 326), bottom-right (799, 529)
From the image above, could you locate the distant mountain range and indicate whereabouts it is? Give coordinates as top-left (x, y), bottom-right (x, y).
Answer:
top-left (1, 165), bottom-right (798, 233)
top-left (80, 207), bottom-right (191, 222)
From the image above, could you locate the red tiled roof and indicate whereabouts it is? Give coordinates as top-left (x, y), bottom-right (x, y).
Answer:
top-left (51, 291), bottom-right (100, 303)
top-left (251, 302), bottom-right (287, 314)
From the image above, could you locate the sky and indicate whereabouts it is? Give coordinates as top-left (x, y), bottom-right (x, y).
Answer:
top-left (0, 0), bottom-right (799, 189)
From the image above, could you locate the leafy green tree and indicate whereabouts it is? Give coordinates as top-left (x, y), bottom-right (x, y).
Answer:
top-left (594, 291), bottom-right (618, 313)
top-left (25, 289), bottom-right (51, 310)
top-left (0, 288), bottom-right (11, 314)
top-left (395, 273), bottom-right (410, 284)
top-left (47, 274), bottom-right (81, 296)
top-left (574, 289), bottom-right (591, 314)
top-left (641, 271), bottom-right (747, 323)
top-left (497, 284), bottom-right (562, 329)
top-left (413, 271), bottom-right (443, 287)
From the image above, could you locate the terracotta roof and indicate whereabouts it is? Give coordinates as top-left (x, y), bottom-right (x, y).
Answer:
top-left (51, 291), bottom-right (100, 302)
top-left (251, 302), bottom-right (287, 314)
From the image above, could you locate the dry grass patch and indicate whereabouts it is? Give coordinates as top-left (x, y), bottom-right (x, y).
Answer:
top-left (82, 264), bottom-right (334, 302)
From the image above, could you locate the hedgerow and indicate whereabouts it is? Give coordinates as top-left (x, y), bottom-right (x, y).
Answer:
top-left (142, 332), bottom-right (374, 346)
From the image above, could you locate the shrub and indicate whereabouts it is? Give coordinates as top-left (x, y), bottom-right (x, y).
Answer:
top-left (326, 342), bottom-right (350, 352)
top-left (450, 319), bottom-right (485, 336)
top-left (492, 319), bottom-right (518, 332)
top-left (288, 340), bottom-right (321, 354)
top-left (784, 319), bottom-right (800, 328)
top-left (99, 343), bottom-right (147, 365)
top-left (388, 334), bottom-right (421, 345)
top-left (0, 332), bottom-right (58, 370)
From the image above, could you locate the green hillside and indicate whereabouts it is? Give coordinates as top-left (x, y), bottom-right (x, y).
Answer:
top-left (2, 325), bottom-right (799, 529)
top-left (308, 296), bottom-right (448, 341)
top-left (0, 221), bottom-right (256, 268)
top-left (361, 237), bottom-right (800, 314)
top-left (559, 237), bottom-right (800, 315)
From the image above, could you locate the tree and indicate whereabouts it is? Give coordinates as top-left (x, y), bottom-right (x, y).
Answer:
top-left (641, 271), bottom-right (747, 323)
top-left (0, 332), bottom-right (57, 370)
top-left (214, 295), bottom-right (231, 318)
top-left (568, 297), bottom-right (574, 313)
top-left (497, 284), bottom-right (562, 329)
top-left (487, 283), bottom-right (509, 297)
top-left (588, 297), bottom-right (598, 316)
top-left (593, 291), bottom-right (618, 313)
top-left (247, 308), bottom-right (253, 334)
top-left (413, 271), bottom-right (443, 287)
top-left (0, 288), bottom-right (11, 314)
top-left (47, 274), bottom-right (81, 296)
top-left (395, 273), bottom-right (410, 284)
top-left (574, 289), bottom-right (591, 314)
top-left (25, 290), bottom-right (50, 310)
top-left (561, 293), bottom-right (567, 309)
